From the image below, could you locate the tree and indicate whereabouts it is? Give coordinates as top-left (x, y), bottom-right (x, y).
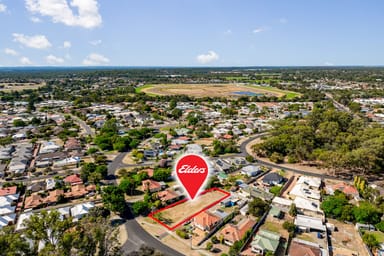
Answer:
top-left (248, 198), bottom-right (269, 217)
top-left (269, 152), bottom-right (284, 163)
top-left (153, 168), bottom-right (171, 181)
top-left (0, 226), bottom-right (31, 255)
top-left (283, 221), bottom-right (295, 233)
top-left (132, 200), bottom-right (150, 215)
top-left (321, 193), bottom-right (349, 219)
top-left (119, 177), bottom-right (137, 195)
top-left (24, 210), bottom-right (72, 254)
top-left (353, 202), bottom-right (382, 224)
top-left (13, 119), bottom-right (26, 127)
top-left (289, 203), bottom-right (298, 217)
top-left (362, 233), bottom-right (379, 250)
top-left (102, 186), bottom-right (126, 214)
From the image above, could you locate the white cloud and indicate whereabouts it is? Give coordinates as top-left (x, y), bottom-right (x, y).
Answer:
top-left (25, 0), bottom-right (102, 29)
top-left (46, 54), bottom-right (64, 64)
top-left (224, 29), bottom-right (232, 35)
top-left (82, 53), bottom-right (110, 65)
top-left (63, 41), bottom-right (71, 48)
top-left (0, 3), bottom-right (7, 13)
top-left (253, 27), bottom-right (267, 33)
top-left (196, 51), bottom-right (219, 64)
top-left (4, 48), bottom-right (19, 56)
top-left (279, 18), bottom-right (288, 24)
top-left (324, 62), bottom-right (334, 66)
top-left (30, 16), bottom-right (42, 23)
top-left (20, 57), bottom-right (32, 65)
top-left (13, 33), bottom-right (52, 49)
top-left (89, 39), bottom-right (102, 46)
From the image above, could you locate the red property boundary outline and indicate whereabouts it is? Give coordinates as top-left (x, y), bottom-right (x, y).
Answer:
top-left (148, 187), bottom-right (230, 231)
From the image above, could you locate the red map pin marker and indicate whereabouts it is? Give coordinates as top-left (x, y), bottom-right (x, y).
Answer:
top-left (175, 154), bottom-right (209, 200)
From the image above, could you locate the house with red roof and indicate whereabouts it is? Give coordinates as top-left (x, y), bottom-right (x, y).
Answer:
top-left (327, 182), bottom-right (359, 199)
top-left (63, 174), bottom-right (83, 186)
top-left (193, 210), bottom-right (222, 231)
top-left (157, 189), bottom-right (183, 204)
top-left (0, 186), bottom-right (17, 197)
top-left (142, 179), bottom-right (165, 193)
top-left (219, 217), bottom-right (256, 246)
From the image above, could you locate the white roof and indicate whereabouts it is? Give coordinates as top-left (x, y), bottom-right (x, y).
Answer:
top-left (272, 196), bottom-right (293, 207)
top-left (297, 176), bottom-right (322, 189)
top-left (0, 205), bottom-right (15, 215)
top-left (290, 183), bottom-right (321, 200)
top-left (0, 196), bottom-right (14, 207)
top-left (294, 214), bottom-right (326, 232)
top-left (0, 213), bottom-right (16, 228)
top-left (294, 197), bottom-right (322, 213)
top-left (16, 212), bottom-right (33, 231)
top-left (241, 165), bottom-right (260, 173)
top-left (185, 144), bottom-right (203, 154)
top-left (70, 202), bottom-right (94, 220)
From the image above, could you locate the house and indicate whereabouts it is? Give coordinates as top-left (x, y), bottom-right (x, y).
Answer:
top-left (193, 210), bottom-right (222, 231)
top-left (290, 182), bottom-right (321, 201)
top-left (219, 218), bottom-right (256, 246)
top-left (272, 197), bottom-right (293, 211)
top-left (53, 156), bottom-right (80, 167)
top-left (288, 238), bottom-right (322, 256)
top-left (294, 214), bottom-right (326, 232)
top-left (70, 202), bottom-right (95, 221)
top-left (185, 144), bottom-right (203, 154)
top-left (0, 213), bottom-right (16, 229)
top-left (44, 190), bottom-right (64, 204)
top-left (157, 189), bottom-right (183, 204)
top-left (327, 182), bottom-right (359, 199)
top-left (241, 165), bottom-right (261, 177)
top-left (251, 230), bottom-right (281, 255)
top-left (24, 194), bottom-right (44, 209)
top-left (262, 172), bottom-right (284, 186)
top-left (296, 176), bottom-right (322, 189)
top-left (293, 197), bottom-right (323, 215)
top-left (142, 179), bottom-right (165, 193)
top-left (27, 181), bottom-right (46, 193)
top-left (63, 174), bottom-right (83, 186)
top-left (16, 212), bottom-right (33, 231)
top-left (0, 186), bottom-right (18, 197)
top-left (46, 178), bottom-right (56, 190)
top-left (214, 159), bottom-right (232, 173)
top-left (39, 141), bottom-right (61, 154)
top-left (64, 137), bottom-right (81, 152)
top-left (241, 186), bottom-right (274, 201)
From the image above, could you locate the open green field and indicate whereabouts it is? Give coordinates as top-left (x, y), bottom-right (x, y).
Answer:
top-left (136, 83), bottom-right (301, 99)
top-left (0, 82), bottom-right (45, 92)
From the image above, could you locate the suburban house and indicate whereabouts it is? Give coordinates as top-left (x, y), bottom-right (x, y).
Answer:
top-left (63, 174), bottom-right (83, 186)
top-left (262, 172), bottom-right (284, 186)
top-left (327, 182), bottom-right (359, 199)
top-left (240, 165), bottom-right (261, 177)
top-left (157, 189), bottom-right (183, 204)
top-left (219, 218), bottom-right (256, 246)
top-left (288, 238), bottom-right (323, 256)
top-left (251, 230), bottom-right (281, 255)
top-left (294, 214), bottom-right (326, 232)
top-left (71, 202), bottom-right (95, 221)
top-left (142, 179), bottom-right (165, 193)
top-left (193, 210), bottom-right (222, 231)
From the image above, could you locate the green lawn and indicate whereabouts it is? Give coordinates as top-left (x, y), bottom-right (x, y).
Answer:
top-left (135, 84), bottom-right (154, 94)
top-left (244, 84), bottom-right (302, 99)
top-left (262, 221), bottom-right (282, 233)
top-left (368, 231), bottom-right (384, 243)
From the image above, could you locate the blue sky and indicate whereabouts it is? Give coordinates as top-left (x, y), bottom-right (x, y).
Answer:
top-left (0, 0), bottom-right (383, 66)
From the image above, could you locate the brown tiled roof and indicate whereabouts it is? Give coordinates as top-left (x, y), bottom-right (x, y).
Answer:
top-left (288, 240), bottom-right (321, 256)
top-left (24, 194), bottom-right (44, 209)
top-left (44, 189), bottom-right (64, 204)
top-left (158, 189), bottom-right (179, 202)
top-left (0, 186), bottom-right (17, 196)
top-left (193, 211), bottom-right (221, 230)
top-left (219, 218), bottom-right (256, 244)
top-left (63, 174), bottom-right (83, 185)
top-left (65, 184), bottom-right (88, 198)
top-left (142, 179), bottom-right (161, 191)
